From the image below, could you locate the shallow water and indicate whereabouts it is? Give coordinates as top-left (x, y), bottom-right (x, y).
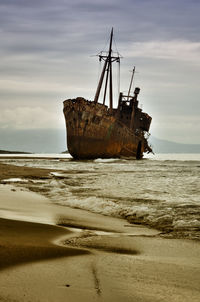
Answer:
top-left (1, 153), bottom-right (200, 240)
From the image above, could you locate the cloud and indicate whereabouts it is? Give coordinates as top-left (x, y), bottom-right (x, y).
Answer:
top-left (124, 40), bottom-right (200, 63)
top-left (0, 107), bottom-right (64, 129)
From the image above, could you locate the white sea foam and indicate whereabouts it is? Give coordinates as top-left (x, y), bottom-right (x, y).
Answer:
top-left (145, 153), bottom-right (200, 161)
top-left (0, 153), bottom-right (72, 159)
top-left (173, 219), bottom-right (200, 229)
top-left (2, 178), bottom-right (29, 183)
top-left (94, 158), bottom-right (121, 163)
top-left (50, 172), bottom-right (68, 177)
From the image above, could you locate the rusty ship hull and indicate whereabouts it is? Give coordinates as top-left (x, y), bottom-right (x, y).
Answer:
top-left (63, 97), bottom-right (151, 159)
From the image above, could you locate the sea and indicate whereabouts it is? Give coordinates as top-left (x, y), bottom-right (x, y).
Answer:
top-left (1, 153), bottom-right (200, 240)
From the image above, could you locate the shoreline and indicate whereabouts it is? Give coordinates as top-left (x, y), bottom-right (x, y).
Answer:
top-left (1, 160), bottom-right (199, 241)
top-left (0, 162), bottom-right (200, 301)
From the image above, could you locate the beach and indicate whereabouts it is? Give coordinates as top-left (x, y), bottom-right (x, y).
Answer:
top-left (0, 160), bottom-right (200, 301)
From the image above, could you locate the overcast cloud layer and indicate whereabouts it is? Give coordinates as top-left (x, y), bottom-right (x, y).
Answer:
top-left (0, 0), bottom-right (200, 144)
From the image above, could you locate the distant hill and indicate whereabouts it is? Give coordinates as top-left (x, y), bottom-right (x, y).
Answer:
top-left (149, 136), bottom-right (200, 154)
top-left (0, 129), bottom-right (66, 153)
top-left (0, 150), bottom-right (31, 154)
top-left (0, 129), bottom-right (199, 154)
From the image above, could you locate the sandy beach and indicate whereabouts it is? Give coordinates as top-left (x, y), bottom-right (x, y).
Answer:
top-left (0, 161), bottom-right (200, 302)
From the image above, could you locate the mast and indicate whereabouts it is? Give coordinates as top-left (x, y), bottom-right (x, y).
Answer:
top-left (94, 58), bottom-right (108, 103)
top-left (108, 28), bottom-right (113, 110)
top-left (94, 28), bottom-right (120, 108)
top-left (127, 67), bottom-right (135, 100)
top-left (103, 63), bottom-right (110, 105)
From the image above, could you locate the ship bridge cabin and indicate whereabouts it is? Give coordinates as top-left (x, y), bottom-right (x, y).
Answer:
top-left (117, 87), bottom-right (151, 133)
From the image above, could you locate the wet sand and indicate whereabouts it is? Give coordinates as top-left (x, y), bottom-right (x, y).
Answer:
top-left (0, 162), bottom-right (200, 301)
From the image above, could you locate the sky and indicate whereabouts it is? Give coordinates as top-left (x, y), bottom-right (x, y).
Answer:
top-left (0, 0), bottom-right (200, 147)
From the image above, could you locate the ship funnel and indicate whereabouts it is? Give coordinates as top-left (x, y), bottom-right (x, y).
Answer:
top-left (134, 87), bottom-right (140, 100)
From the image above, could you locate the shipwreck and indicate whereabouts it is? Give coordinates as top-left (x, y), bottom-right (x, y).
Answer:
top-left (63, 29), bottom-right (152, 159)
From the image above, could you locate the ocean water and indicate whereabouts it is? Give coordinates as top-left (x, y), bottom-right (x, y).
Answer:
top-left (1, 153), bottom-right (200, 240)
